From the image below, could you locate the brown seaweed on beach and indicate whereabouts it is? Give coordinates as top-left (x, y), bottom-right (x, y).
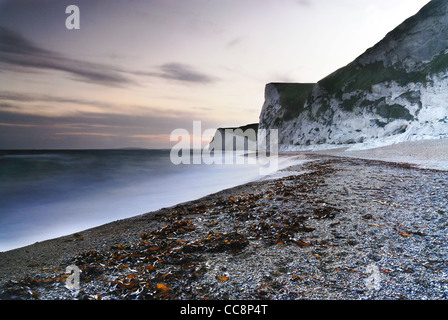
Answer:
top-left (1, 157), bottom-right (448, 300)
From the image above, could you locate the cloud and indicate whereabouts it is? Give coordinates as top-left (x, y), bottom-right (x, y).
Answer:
top-left (0, 16), bottom-right (216, 86)
top-left (0, 96), bottom-right (223, 149)
top-left (295, 0), bottom-right (312, 7)
top-left (138, 63), bottom-right (217, 84)
top-left (0, 102), bottom-right (20, 110)
top-left (0, 91), bottom-right (219, 136)
top-left (0, 91), bottom-right (114, 110)
top-left (0, 26), bottom-right (133, 87)
top-left (226, 37), bottom-right (245, 48)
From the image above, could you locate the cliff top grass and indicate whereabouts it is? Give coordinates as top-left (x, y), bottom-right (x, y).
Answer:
top-left (318, 47), bottom-right (448, 100)
top-left (216, 123), bottom-right (258, 133)
top-left (270, 83), bottom-right (315, 121)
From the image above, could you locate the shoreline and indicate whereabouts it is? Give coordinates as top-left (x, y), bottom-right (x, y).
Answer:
top-left (0, 178), bottom-right (267, 287)
top-left (1, 139), bottom-right (447, 299)
top-left (0, 149), bottom-right (305, 255)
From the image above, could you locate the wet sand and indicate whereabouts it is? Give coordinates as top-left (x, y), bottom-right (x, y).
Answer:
top-left (0, 139), bottom-right (447, 300)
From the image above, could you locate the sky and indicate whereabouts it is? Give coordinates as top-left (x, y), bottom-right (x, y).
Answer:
top-left (0, 0), bottom-right (431, 149)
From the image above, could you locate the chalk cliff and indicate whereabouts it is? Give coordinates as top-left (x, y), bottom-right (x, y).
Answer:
top-left (208, 123), bottom-right (258, 151)
top-left (259, 0), bottom-right (448, 150)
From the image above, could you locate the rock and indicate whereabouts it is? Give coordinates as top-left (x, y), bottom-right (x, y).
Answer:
top-left (207, 123), bottom-right (258, 151)
top-left (259, 0), bottom-right (448, 149)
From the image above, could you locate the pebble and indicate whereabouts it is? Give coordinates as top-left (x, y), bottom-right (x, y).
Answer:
top-left (1, 157), bottom-right (447, 300)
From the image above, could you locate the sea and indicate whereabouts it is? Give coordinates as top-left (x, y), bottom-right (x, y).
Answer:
top-left (0, 149), bottom-right (299, 252)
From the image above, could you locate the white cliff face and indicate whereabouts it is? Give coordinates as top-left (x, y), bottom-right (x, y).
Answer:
top-left (208, 124), bottom-right (258, 151)
top-left (258, 84), bottom-right (286, 130)
top-left (269, 72), bottom-right (448, 151)
top-left (259, 0), bottom-right (448, 151)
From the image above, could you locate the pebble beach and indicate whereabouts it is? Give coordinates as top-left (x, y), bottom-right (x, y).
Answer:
top-left (1, 139), bottom-right (447, 300)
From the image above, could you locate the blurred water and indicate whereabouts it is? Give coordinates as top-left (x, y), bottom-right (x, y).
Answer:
top-left (0, 149), bottom-right (275, 252)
